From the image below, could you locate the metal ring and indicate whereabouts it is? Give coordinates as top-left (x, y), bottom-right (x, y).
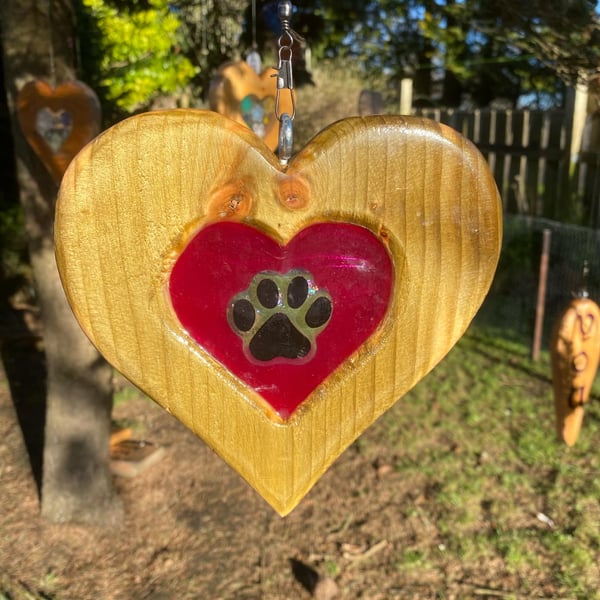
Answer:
top-left (277, 31), bottom-right (294, 50)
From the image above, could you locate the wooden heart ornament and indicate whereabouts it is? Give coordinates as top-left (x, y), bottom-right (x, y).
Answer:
top-left (550, 296), bottom-right (600, 446)
top-left (209, 60), bottom-right (293, 151)
top-left (17, 80), bottom-right (101, 183)
top-left (55, 110), bottom-right (502, 515)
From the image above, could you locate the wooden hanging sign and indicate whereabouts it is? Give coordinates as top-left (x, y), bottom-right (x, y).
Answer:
top-left (209, 60), bottom-right (293, 151)
top-left (17, 80), bottom-right (101, 183)
top-left (55, 110), bottom-right (502, 515)
top-left (550, 296), bottom-right (600, 445)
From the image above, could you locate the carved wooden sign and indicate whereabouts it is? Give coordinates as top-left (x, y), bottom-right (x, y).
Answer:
top-left (17, 80), bottom-right (101, 183)
top-left (209, 60), bottom-right (293, 151)
top-left (55, 110), bottom-right (502, 514)
top-left (550, 297), bottom-right (600, 445)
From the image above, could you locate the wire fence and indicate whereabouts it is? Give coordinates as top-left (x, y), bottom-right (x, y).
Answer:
top-left (475, 214), bottom-right (600, 354)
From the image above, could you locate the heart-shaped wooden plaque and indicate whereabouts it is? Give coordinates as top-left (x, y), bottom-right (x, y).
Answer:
top-left (55, 110), bottom-right (502, 515)
top-left (17, 80), bottom-right (101, 183)
top-left (209, 60), bottom-right (293, 151)
top-left (550, 297), bottom-right (600, 446)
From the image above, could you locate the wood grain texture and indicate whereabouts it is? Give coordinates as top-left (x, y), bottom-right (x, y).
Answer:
top-left (55, 110), bottom-right (502, 515)
top-left (17, 80), bottom-right (101, 183)
top-left (550, 297), bottom-right (600, 446)
top-left (209, 60), bottom-right (293, 151)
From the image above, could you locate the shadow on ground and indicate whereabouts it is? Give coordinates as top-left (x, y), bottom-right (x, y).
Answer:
top-left (0, 306), bottom-right (46, 493)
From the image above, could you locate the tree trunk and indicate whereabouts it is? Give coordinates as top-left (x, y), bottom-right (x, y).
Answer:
top-left (0, 0), bottom-right (122, 524)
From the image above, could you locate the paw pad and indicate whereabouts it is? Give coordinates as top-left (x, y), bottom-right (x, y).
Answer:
top-left (229, 270), bottom-right (333, 363)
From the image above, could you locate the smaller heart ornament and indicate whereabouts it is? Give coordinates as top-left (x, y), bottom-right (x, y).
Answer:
top-left (209, 60), bottom-right (293, 151)
top-left (17, 80), bottom-right (101, 183)
top-left (55, 110), bottom-right (502, 514)
top-left (550, 296), bottom-right (600, 445)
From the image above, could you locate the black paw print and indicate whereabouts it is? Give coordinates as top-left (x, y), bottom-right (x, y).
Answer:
top-left (229, 270), bottom-right (333, 362)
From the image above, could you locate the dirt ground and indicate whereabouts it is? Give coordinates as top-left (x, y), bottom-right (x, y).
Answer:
top-left (0, 333), bottom-right (528, 600)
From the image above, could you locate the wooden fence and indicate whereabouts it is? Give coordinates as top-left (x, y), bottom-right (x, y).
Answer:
top-left (415, 107), bottom-right (600, 226)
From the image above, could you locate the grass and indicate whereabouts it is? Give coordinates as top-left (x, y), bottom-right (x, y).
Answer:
top-left (365, 322), bottom-right (600, 599)
top-left (98, 312), bottom-right (600, 597)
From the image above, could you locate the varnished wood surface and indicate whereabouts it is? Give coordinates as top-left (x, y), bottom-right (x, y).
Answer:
top-left (55, 110), bottom-right (502, 514)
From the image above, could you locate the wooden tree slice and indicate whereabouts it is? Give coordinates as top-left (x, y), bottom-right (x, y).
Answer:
top-left (17, 80), bottom-right (101, 183)
top-left (55, 110), bottom-right (502, 515)
top-left (550, 297), bottom-right (600, 446)
top-left (209, 60), bottom-right (293, 151)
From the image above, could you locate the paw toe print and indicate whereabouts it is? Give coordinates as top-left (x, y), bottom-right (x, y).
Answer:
top-left (229, 270), bottom-right (332, 363)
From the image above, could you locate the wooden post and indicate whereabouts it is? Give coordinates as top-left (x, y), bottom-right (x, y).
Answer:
top-left (400, 78), bottom-right (413, 115)
top-left (569, 77), bottom-right (589, 170)
top-left (532, 228), bottom-right (552, 360)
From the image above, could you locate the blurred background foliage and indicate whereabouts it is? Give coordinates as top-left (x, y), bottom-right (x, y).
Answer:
top-left (73, 0), bottom-right (600, 119)
top-left (78, 0), bottom-right (197, 112)
top-left (2, 0), bottom-right (599, 305)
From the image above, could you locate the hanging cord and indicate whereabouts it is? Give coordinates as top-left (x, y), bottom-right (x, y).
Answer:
top-left (246, 0), bottom-right (262, 73)
top-left (45, 0), bottom-right (57, 87)
top-left (274, 1), bottom-right (303, 165)
top-left (251, 0), bottom-right (257, 50)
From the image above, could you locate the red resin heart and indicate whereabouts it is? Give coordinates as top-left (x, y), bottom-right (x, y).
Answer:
top-left (169, 221), bottom-right (393, 419)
